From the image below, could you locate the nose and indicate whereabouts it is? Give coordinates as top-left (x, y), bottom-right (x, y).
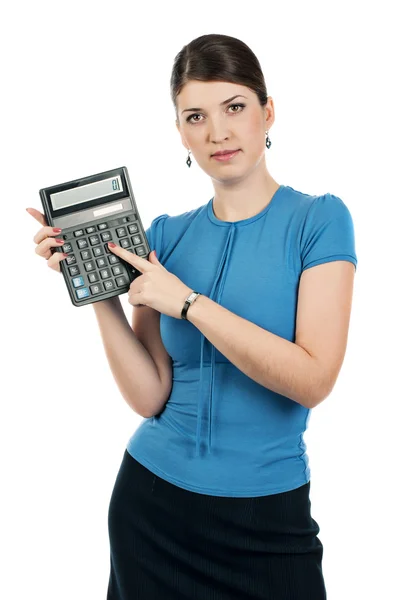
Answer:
top-left (207, 117), bottom-right (230, 143)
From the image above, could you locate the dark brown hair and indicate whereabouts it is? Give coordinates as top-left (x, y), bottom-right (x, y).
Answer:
top-left (170, 33), bottom-right (269, 123)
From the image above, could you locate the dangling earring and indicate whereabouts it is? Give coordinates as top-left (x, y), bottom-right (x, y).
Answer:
top-left (186, 149), bottom-right (192, 168)
top-left (265, 130), bottom-right (272, 149)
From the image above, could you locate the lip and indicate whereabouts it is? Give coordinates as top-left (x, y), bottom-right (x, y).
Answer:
top-left (212, 148), bottom-right (240, 156)
top-left (211, 149), bottom-right (241, 161)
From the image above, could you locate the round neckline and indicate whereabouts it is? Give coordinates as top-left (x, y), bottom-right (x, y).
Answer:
top-left (207, 184), bottom-right (286, 227)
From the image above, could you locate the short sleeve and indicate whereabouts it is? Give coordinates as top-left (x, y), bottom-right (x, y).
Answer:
top-left (144, 213), bottom-right (169, 263)
top-left (301, 193), bottom-right (357, 272)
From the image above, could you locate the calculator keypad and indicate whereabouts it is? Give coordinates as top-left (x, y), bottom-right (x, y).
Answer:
top-left (59, 215), bottom-right (147, 303)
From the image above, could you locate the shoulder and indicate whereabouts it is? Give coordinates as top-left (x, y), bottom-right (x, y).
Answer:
top-left (148, 202), bottom-right (206, 231)
top-left (285, 185), bottom-right (353, 219)
top-left (278, 187), bottom-right (355, 237)
top-left (145, 202), bottom-right (208, 260)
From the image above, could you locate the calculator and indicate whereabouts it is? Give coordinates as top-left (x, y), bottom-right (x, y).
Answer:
top-left (39, 166), bottom-right (151, 307)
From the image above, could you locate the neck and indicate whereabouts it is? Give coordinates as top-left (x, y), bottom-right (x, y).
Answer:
top-left (211, 159), bottom-right (280, 222)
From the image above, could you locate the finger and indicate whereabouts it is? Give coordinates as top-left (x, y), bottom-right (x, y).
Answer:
top-left (32, 224), bottom-right (65, 246)
top-left (26, 207), bottom-right (48, 227)
top-left (35, 236), bottom-right (65, 259)
top-left (107, 243), bottom-right (151, 271)
top-left (26, 208), bottom-right (61, 244)
top-left (47, 250), bottom-right (68, 273)
top-left (127, 285), bottom-right (145, 307)
top-left (26, 207), bottom-right (62, 245)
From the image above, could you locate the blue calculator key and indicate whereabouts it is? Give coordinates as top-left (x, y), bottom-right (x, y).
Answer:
top-left (72, 276), bottom-right (85, 288)
top-left (76, 287), bottom-right (90, 299)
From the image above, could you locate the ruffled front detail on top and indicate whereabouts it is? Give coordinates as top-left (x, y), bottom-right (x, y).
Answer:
top-left (195, 223), bottom-right (237, 457)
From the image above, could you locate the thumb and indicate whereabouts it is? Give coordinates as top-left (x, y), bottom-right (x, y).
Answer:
top-left (26, 207), bottom-right (48, 227)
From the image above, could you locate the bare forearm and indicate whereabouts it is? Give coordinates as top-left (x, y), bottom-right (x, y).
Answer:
top-left (186, 295), bottom-right (324, 409)
top-left (92, 297), bottom-right (163, 417)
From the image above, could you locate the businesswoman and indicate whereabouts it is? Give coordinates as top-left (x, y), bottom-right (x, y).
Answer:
top-left (28, 33), bottom-right (357, 599)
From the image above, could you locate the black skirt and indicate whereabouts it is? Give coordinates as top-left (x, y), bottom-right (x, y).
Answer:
top-left (107, 450), bottom-right (326, 600)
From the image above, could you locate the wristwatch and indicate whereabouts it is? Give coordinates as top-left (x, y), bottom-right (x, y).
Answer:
top-left (181, 291), bottom-right (201, 320)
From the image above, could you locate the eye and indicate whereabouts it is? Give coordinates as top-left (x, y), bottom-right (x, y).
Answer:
top-left (186, 103), bottom-right (246, 124)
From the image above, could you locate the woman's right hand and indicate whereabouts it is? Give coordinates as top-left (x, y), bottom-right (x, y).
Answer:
top-left (26, 207), bottom-right (68, 273)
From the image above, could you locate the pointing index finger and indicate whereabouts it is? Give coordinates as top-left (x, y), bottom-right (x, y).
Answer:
top-left (108, 242), bottom-right (149, 267)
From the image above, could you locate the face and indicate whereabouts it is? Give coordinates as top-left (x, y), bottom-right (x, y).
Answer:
top-left (175, 80), bottom-right (275, 181)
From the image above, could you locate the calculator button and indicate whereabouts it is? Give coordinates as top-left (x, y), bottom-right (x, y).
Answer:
top-left (84, 261), bottom-right (95, 272)
top-left (101, 231), bottom-right (112, 242)
top-left (115, 276), bottom-right (128, 287)
top-left (104, 244), bottom-right (111, 254)
top-left (72, 276), bottom-right (85, 288)
top-left (112, 265), bottom-right (123, 276)
top-left (65, 254), bottom-right (77, 265)
top-left (131, 234), bottom-right (142, 245)
top-left (104, 280), bottom-right (115, 291)
top-left (93, 246), bottom-right (104, 257)
top-left (89, 235), bottom-right (100, 245)
top-left (128, 223), bottom-right (139, 234)
top-left (116, 227), bottom-right (127, 237)
top-left (89, 283), bottom-right (103, 295)
top-left (81, 250), bottom-right (92, 260)
top-left (99, 268), bottom-right (112, 279)
top-left (97, 223), bottom-right (108, 230)
top-left (135, 246), bottom-right (146, 256)
top-left (74, 229), bottom-right (84, 237)
top-left (77, 238), bottom-right (89, 249)
top-left (76, 287), bottom-right (90, 299)
top-left (62, 242), bottom-right (72, 253)
top-left (88, 272), bottom-right (99, 283)
top-left (96, 257), bottom-right (107, 268)
top-left (120, 238), bottom-right (131, 249)
top-left (85, 226), bottom-right (96, 234)
top-left (125, 257), bottom-right (139, 275)
top-left (69, 265), bottom-right (80, 276)
top-left (108, 254), bottom-right (120, 264)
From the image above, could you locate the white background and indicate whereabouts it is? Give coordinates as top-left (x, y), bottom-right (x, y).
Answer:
top-left (2, 1), bottom-right (397, 598)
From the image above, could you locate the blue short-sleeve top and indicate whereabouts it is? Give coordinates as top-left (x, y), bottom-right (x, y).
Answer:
top-left (126, 184), bottom-right (358, 497)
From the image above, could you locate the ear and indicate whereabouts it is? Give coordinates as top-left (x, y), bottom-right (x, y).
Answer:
top-left (263, 96), bottom-right (275, 131)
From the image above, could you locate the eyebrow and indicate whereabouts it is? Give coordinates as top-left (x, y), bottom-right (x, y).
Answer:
top-left (181, 94), bottom-right (248, 114)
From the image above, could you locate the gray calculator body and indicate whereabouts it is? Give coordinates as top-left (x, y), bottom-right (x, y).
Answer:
top-left (39, 166), bottom-right (150, 307)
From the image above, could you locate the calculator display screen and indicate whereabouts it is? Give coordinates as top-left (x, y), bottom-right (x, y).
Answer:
top-left (50, 175), bottom-right (123, 211)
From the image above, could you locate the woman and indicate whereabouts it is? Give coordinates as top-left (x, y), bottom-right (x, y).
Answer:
top-left (29, 33), bottom-right (357, 599)
top-left (105, 32), bottom-right (358, 599)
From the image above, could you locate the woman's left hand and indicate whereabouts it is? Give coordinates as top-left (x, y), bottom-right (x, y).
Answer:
top-left (107, 243), bottom-right (193, 319)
